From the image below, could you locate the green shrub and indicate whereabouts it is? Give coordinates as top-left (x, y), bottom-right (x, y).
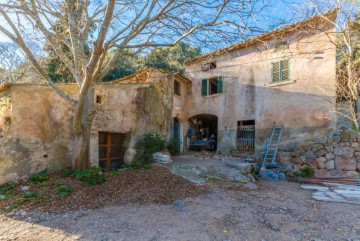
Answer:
top-left (167, 139), bottom-right (180, 155)
top-left (0, 181), bottom-right (18, 196)
top-left (55, 185), bottom-right (73, 198)
top-left (122, 161), bottom-right (150, 169)
top-left (73, 167), bottom-right (106, 186)
top-left (31, 169), bottom-right (49, 184)
top-left (61, 168), bottom-right (74, 177)
top-left (135, 132), bottom-right (166, 163)
top-left (4, 203), bottom-right (19, 212)
top-left (22, 191), bottom-right (39, 199)
top-left (110, 171), bottom-right (120, 177)
top-left (294, 166), bottom-right (315, 178)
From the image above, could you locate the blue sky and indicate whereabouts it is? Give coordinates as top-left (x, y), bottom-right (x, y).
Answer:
top-left (0, 0), bottom-right (356, 56)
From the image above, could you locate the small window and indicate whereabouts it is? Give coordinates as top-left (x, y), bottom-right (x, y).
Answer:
top-left (174, 80), bottom-right (181, 96)
top-left (201, 76), bottom-right (223, 96)
top-left (96, 95), bottom-right (102, 104)
top-left (272, 60), bottom-right (289, 83)
top-left (201, 61), bottom-right (217, 72)
top-left (274, 41), bottom-right (288, 52)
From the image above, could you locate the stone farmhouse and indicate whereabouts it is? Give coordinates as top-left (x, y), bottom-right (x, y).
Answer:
top-left (0, 10), bottom-right (346, 183)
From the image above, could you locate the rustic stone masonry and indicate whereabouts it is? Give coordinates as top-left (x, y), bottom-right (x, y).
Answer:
top-left (279, 129), bottom-right (360, 178)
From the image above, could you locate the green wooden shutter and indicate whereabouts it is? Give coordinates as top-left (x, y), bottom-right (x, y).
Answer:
top-left (217, 76), bottom-right (223, 93)
top-left (272, 62), bottom-right (280, 82)
top-left (201, 79), bottom-right (208, 96)
top-left (281, 60), bottom-right (289, 81)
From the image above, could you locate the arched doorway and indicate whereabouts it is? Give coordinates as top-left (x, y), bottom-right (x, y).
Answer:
top-left (188, 114), bottom-right (218, 151)
top-left (170, 117), bottom-right (183, 152)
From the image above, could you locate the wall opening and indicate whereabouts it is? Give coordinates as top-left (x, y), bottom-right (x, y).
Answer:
top-left (174, 80), bottom-right (181, 96)
top-left (98, 132), bottom-right (125, 170)
top-left (237, 120), bottom-right (255, 152)
top-left (170, 117), bottom-right (183, 152)
top-left (188, 114), bottom-right (218, 151)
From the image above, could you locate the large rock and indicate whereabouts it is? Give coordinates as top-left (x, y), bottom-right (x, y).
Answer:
top-left (340, 132), bottom-right (350, 142)
top-left (325, 145), bottom-right (333, 153)
top-left (334, 156), bottom-right (357, 171)
top-left (351, 142), bottom-right (359, 148)
top-left (315, 169), bottom-right (329, 177)
top-left (330, 169), bottom-right (344, 177)
top-left (325, 160), bottom-right (335, 170)
top-left (171, 166), bottom-right (207, 185)
top-left (209, 166), bottom-right (249, 182)
top-left (305, 150), bottom-right (317, 160)
top-left (325, 152), bottom-right (335, 161)
top-left (312, 144), bottom-right (324, 152)
top-left (224, 160), bottom-right (252, 174)
top-left (316, 157), bottom-right (326, 169)
top-left (333, 147), bottom-right (353, 158)
top-left (242, 182), bottom-right (258, 190)
top-left (343, 171), bottom-right (359, 178)
top-left (315, 148), bottom-right (328, 157)
top-left (304, 159), bottom-right (317, 169)
top-left (153, 151), bottom-right (173, 164)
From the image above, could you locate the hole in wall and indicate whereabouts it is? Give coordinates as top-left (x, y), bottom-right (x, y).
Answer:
top-left (96, 95), bottom-right (102, 104)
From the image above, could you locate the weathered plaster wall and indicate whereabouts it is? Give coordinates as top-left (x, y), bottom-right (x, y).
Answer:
top-left (0, 70), bottom-right (175, 183)
top-left (185, 24), bottom-right (337, 154)
top-left (0, 90), bottom-right (11, 135)
top-left (172, 78), bottom-right (191, 151)
top-left (0, 84), bottom-right (77, 184)
top-left (89, 69), bottom-right (174, 165)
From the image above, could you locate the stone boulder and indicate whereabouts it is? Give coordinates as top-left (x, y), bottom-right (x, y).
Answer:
top-left (334, 157), bottom-right (356, 171)
top-left (316, 157), bottom-right (326, 169)
top-left (305, 150), bottom-right (317, 160)
top-left (343, 171), bottom-right (359, 178)
top-left (333, 147), bottom-right (353, 158)
top-left (224, 160), bottom-right (252, 174)
top-left (242, 182), bottom-right (258, 190)
top-left (315, 148), bottom-right (328, 157)
top-left (325, 152), bottom-right (335, 161)
top-left (325, 160), bottom-right (335, 170)
top-left (209, 166), bottom-right (249, 182)
top-left (153, 151), bottom-right (173, 164)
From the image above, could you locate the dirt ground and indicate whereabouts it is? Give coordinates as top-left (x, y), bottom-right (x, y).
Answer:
top-left (1, 181), bottom-right (360, 241)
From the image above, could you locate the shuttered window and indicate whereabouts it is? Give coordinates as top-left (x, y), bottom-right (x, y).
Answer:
top-left (201, 77), bottom-right (223, 96)
top-left (201, 79), bottom-right (208, 96)
top-left (272, 60), bottom-right (289, 83)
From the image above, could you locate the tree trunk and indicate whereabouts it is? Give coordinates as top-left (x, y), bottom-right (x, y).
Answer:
top-left (72, 86), bottom-right (96, 169)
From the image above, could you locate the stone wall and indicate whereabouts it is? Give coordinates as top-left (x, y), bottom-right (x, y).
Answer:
top-left (279, 129), bottom-right (360, 178)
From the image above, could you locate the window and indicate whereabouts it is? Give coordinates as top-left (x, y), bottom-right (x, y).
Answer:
top-left (274, 41), bottom-right (288, 52)
top-left (174, 80), bottom-right (181, 96)
top-left (201, 76), bottom-right (223, 96)
top-left (96, 95), bottom-right (102, 104)
top-left (99, 132), bottom-right (125, 170)
top-left (272, 60), bottom-right (289, 83)
top-left (201, 61), bottom-right (217, 72)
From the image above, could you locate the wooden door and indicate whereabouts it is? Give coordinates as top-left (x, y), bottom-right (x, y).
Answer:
top-left (98, 132), bottom-right (125, 170)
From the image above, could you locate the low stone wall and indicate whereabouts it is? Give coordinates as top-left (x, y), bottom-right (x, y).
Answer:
top-left (279, 129), bottom-right (360, 178)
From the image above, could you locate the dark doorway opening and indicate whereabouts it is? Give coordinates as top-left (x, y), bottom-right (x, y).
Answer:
top-left (188, 114), bottom-right (218, 151)
top-left (171, 118), bottom-right (181, 140)
top-left (237, 120), bottom-right (255, 152)
top-left (99, 132), bottom-right (125, 170)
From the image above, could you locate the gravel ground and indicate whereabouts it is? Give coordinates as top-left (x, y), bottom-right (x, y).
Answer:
top-left (1, 181), bottom-right (360, 241)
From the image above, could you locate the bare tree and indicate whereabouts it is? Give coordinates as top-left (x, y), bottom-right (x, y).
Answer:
top-left (0, 42), bottom-right (22, 82)
top-left (0, 0), bottom-right (268, 168)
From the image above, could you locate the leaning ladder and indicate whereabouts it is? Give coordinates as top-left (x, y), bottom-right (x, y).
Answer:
top-left (260, 126), bottom-right (283, 176)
